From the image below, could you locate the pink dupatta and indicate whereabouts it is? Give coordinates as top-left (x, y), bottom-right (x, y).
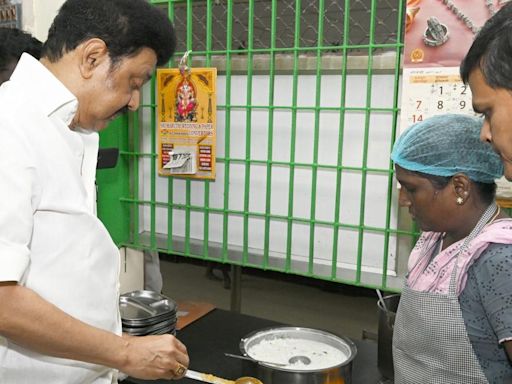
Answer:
top-left (407, 218), bottom-right (512, 295)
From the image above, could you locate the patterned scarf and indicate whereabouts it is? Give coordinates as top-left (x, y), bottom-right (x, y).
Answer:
top-left (407, 218), bottom-right (512, 295)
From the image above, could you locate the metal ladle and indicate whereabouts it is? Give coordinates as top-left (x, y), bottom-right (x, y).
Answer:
top-left (288, 355), bottom-right (311, 365)
top-left (224, 352), bottom-right (287, 366)
top-left (185, 369), bottom-right (263, 384)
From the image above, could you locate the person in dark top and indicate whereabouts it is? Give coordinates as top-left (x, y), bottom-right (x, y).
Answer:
top-left (0, 27), bottom-right (42, 85)
top-left (461, 2), bottom-right (512, 181)
top-left (391, 114), bottom-right (512, 384)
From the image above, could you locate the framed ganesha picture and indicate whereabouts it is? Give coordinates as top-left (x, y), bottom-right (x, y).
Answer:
top-left (156, 66), bottom-right (217, 180)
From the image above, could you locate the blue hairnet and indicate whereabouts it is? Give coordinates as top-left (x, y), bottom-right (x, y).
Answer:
top-left (391, 114), bottom-right (503, 183)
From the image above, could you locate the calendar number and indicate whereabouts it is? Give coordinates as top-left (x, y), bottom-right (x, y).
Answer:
top-left (412, 114), bottom-right (423, 123)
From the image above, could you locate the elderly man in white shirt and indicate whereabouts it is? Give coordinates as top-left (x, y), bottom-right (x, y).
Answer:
top-left (0, 0), bottom-right (189, 382)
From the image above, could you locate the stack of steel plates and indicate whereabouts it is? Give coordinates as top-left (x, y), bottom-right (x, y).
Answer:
top-left (120, 290), bottom-right (177, 336)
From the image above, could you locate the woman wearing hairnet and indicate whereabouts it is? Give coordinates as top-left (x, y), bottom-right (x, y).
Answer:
top-left (390, 114), bottom-right (512, 383)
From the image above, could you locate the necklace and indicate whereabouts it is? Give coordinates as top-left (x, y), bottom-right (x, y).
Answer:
top-left (410, 203), bottom-right (498, 286)
top-left (487, 204), bottom-right (501, 224)
top-left (437, 203), bottom-right (499, 255)
top-left (439, 0), bottom-right (503, 34)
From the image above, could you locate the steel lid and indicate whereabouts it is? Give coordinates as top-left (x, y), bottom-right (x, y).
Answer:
top-left (240, 326), bottom-right (357, 372)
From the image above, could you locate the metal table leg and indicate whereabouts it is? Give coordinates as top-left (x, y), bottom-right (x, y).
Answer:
top-left (230, 265), bottom-right (242, 313)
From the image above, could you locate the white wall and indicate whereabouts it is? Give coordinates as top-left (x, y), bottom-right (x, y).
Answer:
top-left (139, 71), bottom-right (400, 286)
top-left (20, 0), bottom-right (64, 41)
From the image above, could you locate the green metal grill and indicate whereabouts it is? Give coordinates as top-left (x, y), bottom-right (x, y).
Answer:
top-left (97, 0), bottom-right (413, 292)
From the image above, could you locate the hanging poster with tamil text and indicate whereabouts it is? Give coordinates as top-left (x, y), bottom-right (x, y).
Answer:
top-left (157, 67), bottom-right (217, 180)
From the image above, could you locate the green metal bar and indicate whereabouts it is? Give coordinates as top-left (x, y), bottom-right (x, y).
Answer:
top-left (132, 110), bottom-right (141, 247)
top-left (150, 74), bottom-right (157, 251)
top-left (307, 0), bottom-right (325, 275)
top-left (202, 0), bottom-right (213, 260)
top-left (166, 175), bottom-right (175, 253)
top-left (184, 0), bottom-right (194, 256)
top-left (186, 0), bottom-right (193, 49)
top-left (381, 0), bottom-right (405, 287)
top-left (167, 3), bottom-right (176, 254)
top-left (381, 0), bottom-right (406, 288)
top-left (331, 0), bottom-right (351, 280)
top-left (120, 151), bottom-right (155, 158)
top-left (121, 196), bottom-right (417, 235)
top-left (147, 0), bottom-right (164, 250)
top-left (141, 103), bottom-right (398, 114)
top-left (263, 0), bottom-right (278, 269)
top-left (120, 152), bottom-right (394, 174)
top-left (168, 44), bottom-right (401, 55)
top-left (242, 0), bottom-right (255, 265)
top-left (218, 105), bottom-right (398, 113)
top-left (185, 181), bottom-right (191, 255)
top-left (285, 0), bottom-right (301, 273)
top-left (152, 0), bottom-right (184, 3)
top-left (222, 0), bottom-right (234, 262)
top-left (354, 0), bottom-right (378, 284)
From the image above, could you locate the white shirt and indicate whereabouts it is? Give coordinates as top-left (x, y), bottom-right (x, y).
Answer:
top-left (0, 54), bottom-right (121, 383)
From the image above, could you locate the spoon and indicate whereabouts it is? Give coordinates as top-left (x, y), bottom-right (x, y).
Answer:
top-left (224, 352), bottom-right (287, 366)
top-left (288, 355), bottom-right (311, 365)
top-left (376, 289), bottom-right (389, 314)
top-left (185, 369), bottom-right (263, 384)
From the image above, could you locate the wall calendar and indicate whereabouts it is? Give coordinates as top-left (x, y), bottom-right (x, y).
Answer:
top-left (400, 0), bottom-right (495, 132)
top-left (399, 66), bottom-right (476, 134)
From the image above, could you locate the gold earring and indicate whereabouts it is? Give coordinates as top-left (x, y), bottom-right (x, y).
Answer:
top-left (456, 197), bottom-right (463, 205)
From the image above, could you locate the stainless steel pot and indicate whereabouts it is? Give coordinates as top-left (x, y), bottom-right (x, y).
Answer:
top-left (377, 293), bottom-right (400, 380)
top-left (239, 326), bottom-right (357, 384)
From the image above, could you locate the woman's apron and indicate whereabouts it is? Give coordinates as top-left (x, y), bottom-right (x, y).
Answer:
top-left (392, 203), bottom-right (497, 384)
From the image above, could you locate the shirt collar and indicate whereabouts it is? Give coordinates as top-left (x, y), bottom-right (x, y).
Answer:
top-left (11, 53), bottom-right (78, 127)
